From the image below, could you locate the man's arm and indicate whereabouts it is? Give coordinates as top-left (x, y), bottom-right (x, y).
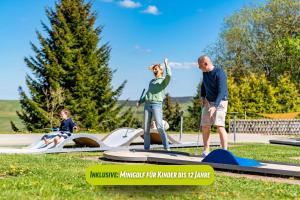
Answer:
top-left (214, 69), bottom-right (228, 107)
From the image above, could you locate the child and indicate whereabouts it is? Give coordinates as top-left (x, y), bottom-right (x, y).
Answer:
top-left (53, 109), bottom-right (77, 145)
top-left (42, 109), bottom-right (77, 146)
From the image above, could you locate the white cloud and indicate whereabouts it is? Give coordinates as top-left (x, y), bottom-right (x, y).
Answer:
top-left (134, 45), bottom-right (152, 53)
top-left (119, 0), bottom-right (141, 8)
top-left (142, 5), bottom-right (160, 15)
top-left (169, 62), bottom-right (198, 69)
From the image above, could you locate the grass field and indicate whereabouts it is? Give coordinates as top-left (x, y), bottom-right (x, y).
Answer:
top-left (0, 143), bottom-right (299, 200)
top-left (0, 100), bottom-right (24, 133)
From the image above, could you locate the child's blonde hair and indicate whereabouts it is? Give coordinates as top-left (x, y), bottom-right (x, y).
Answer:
top-left (60, 109), bottom-right (71, 117)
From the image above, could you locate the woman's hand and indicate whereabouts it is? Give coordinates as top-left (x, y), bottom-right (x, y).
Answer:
top-left (164, 58), bottom-right (169, 66)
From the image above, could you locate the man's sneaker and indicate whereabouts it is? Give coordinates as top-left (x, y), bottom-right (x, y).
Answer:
top-left (201, 151), bottom-right (210, 158)
top-left (166, 148), bottom-right (171, 151)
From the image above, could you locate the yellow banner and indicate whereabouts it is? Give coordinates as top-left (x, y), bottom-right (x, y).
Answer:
top-left (86, 165), bottom-right (215, 185)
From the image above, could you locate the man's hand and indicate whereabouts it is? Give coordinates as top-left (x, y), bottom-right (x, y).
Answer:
top-left (164, 58), bottom-right (169, 66)
top-left (136, 102), bottom-right (140, 107)
top-left (208, 106), bottom-right (217, 118)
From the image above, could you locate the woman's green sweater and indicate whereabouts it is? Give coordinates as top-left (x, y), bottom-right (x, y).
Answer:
top-left (140, 64), bottom-right (172, 104)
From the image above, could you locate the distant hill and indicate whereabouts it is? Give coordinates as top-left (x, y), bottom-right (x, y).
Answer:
top-left (0, 100), bottom-right (21, 112)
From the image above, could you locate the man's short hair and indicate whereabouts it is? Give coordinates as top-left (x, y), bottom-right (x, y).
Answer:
top-left (198, 55), bottom-right (210, 62)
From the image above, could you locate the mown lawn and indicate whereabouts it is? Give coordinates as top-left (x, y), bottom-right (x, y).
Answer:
top-left (0, 144), bottom-right (299, 200)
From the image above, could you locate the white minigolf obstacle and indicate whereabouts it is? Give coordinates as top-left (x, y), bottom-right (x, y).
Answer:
top-left (0, 124), bottom-right (215, 154)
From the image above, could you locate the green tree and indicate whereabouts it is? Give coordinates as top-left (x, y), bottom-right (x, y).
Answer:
top-left (43, 86), bottom-right (65, 128)
top-left (186, 82), bottom-right (202, 131)
top-left (227, 74), bottom-right (278, 118)
top-left (15, 0), bottom-right (133, 132)
top-left (227, 73), bottom-right (300, 118)
top-left (172, 102), bottom-right (182, 131)
top-left (163, 93), bottom-right (175, 125)
top-left (163, 93), bottom-right (182, 131)
top-left (274, 74), bottom-right (300, 112)
top-left (239, 74), bottom-right (278, 114)
top-left (209, 0), bottom-right (300, 86)
top-left (10, 121), bottom-right (20, 132)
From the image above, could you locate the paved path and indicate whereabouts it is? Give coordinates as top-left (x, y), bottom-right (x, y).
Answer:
top-left (0, 133), bottom-right (294, 146)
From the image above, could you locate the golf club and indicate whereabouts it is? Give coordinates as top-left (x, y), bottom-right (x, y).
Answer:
top-left (123, 88), bottom-right (146, 138)
top-left (195, 98), bottom-right (204, 156)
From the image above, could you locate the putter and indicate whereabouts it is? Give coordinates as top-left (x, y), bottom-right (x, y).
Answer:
top-left (123, 88), bottom-right (146, 138)
top-left (195, 99), bottom-right (204, 156)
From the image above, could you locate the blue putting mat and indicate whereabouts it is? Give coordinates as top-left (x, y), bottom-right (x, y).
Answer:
top-left (202, 149), bottom-right (262, 167)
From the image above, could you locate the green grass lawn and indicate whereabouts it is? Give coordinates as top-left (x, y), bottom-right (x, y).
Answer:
top-left (0, 143), bottom-right (299, 200)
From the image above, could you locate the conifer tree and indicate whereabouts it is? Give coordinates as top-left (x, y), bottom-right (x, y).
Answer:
top-left (163, 93), bottom-right (175, 125)
top-left (15, 0), bottom-right (133, 132)
top-left (186, 82), bottom-right (202, 131)
top-left (172, 102), bottom-right (182, 131)
top-left (163, 93), bottom-right (182, 131)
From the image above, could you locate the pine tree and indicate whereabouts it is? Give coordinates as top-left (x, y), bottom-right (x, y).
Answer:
top-left (163, 93), bottom-right (182, 131)
top-left (10, 121), bottom-right (20, 132)
top-left (172, 102), bottom-right (182, 131)
top-left (163, 93), bottom-right (175, 125)
top-left (15, 0), bottom-right (133, 132)
top-left (186, 82), bottom-right (202, 131)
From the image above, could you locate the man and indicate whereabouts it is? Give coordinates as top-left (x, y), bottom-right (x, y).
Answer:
top-left (198, 55), bottom-right (229, 157)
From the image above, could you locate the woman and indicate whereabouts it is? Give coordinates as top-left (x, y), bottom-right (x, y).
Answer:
top-left (138, 58), bottom-right (171, 151)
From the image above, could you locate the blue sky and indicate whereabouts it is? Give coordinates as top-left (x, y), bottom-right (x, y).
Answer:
top-left (0, 0), bottom-right (262, 100)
